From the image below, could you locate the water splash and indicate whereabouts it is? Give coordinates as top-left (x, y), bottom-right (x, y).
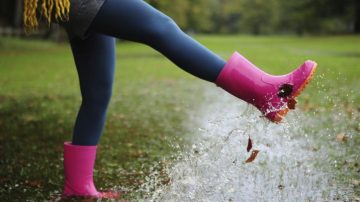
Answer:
top-left (138, 84), bottom-right (357, 202)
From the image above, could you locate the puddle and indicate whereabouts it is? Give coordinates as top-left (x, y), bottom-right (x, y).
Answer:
top-left (137, 84), bottom-right (357, 202)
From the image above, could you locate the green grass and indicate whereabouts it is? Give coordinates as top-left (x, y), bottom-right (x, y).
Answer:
top-left (0, 35), bottom-right (359, 201)
top-left (0, 37), bottom-right (200, 200)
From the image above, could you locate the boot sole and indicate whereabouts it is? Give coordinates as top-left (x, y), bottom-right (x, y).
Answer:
top-left (272, 62), bottom-right (318, 123)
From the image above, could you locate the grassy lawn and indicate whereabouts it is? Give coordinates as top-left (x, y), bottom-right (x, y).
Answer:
top-left (0, 35), bottom-right (359, 201)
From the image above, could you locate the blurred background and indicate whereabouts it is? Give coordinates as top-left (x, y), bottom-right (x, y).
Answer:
top-left (0, 0), bottom-right (359, 40)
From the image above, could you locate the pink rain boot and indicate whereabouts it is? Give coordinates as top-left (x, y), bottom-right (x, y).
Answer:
top-left (216, 52), bottom-right (317, 123)
top-left (62, 142), bottom-right (120, 199)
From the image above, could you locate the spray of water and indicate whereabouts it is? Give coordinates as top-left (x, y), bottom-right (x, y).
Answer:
top-left (136, 79), bottom-right (358, 202)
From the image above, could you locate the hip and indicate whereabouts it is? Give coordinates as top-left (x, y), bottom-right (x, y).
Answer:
top-left (59, 0), bottom-right (106, 40)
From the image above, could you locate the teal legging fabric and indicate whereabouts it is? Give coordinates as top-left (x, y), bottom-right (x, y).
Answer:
top-left (69, 0), bottom-right (226, 145)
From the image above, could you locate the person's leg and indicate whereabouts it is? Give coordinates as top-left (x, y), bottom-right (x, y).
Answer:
top-left (90, 0), bottom-right (225, 82)
top-left (62, 33), bottom-right (119, 198)
top-left (69, 33), bottom-right (115, 146)
top-left (89, 0), bottom-right (317, 123)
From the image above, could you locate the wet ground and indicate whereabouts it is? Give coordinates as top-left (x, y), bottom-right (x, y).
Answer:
top-left (139, 84), bottom-right (359, 202)
top-left (1, 36), bottom-right (359, 201)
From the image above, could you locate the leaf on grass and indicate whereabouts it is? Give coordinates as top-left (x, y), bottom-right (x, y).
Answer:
top-left (352, 179), bottom-right (360, 186)
top-left (247, 137), bottom-right (253, 152)
top-left (311, 147), bottom-right (319, 152)
top-left (162, 177), bottom-right (171, 185)
top-left (355, 124), bottom-right (360, 132)
top-left (336, 133), bottom-right (348, 143)
top-left (302, 100), bottom-right (314, 112)
top-left (0, 177), bottom-right (9, 183)
top-left (245, 150), bottom-right (260, 163)
top-left (25, 180), bottom-right (42, 188)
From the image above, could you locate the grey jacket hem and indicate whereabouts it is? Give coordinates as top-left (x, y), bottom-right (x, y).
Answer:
top-left (60, 0), bottom-right (106, 40)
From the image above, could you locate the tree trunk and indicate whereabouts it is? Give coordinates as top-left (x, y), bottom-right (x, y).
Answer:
top-left (13, 0), bottom-right (23, 28)
top-left (355, 0), bottom-right (360, 33)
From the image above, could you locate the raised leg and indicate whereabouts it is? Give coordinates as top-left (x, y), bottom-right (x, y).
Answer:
top-left (87, 0), bottom-right (317, 123)
top-left (90, 0), bottom-right (226, 82)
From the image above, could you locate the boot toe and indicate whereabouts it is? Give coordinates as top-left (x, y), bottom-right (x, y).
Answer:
top-left (292, 60), bottom-right (317, 97)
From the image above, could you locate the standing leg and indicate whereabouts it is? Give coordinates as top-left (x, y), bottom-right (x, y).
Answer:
top-left (62, 33), bottom-right (119, 198)
top-left (69, 33), bottom-right (115, 146)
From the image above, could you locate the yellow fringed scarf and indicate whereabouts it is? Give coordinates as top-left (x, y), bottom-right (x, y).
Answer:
top-left (23, 0), bottom-right (70, 32)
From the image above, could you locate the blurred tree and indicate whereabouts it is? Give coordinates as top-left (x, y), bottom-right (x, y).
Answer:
top-left (147, 0), bottom-right (213, 32)
top-left (354, 0), bottom-right (360, 33)
top-left (1, 0), bottom-right (359, 37)
top-left (237, 0), bottom-right (277, 35)
top-left (147, 0), bottom-right (190, 29)
top-left (13, 0), bottom-right (23, 28)
top-left (0, 0), bottom-right (16, 26)
top-left (187, 0), bottom-right (214, 33)
top-left (277, 0), bottom-right (357, 35)
top-left (277, 0), bottom-right (318, 35)
top-left (211, 0), bottom-right (242, 33)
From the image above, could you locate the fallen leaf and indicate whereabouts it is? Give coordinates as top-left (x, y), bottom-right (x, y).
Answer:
top-left (353, 196), bottom-right (360, 202)
top-left (245, 150), bottom-right (260, 163)
top-left (162, 177), bottom-right (171, 185)
top-left (25, 180), bottom-right (42, 188)
top-left (129, 150), bottom-right (144, 158)
top-left (302, 101), bottom-right (314, 112)
top-left (352, 179), bottom-right (360, 186)
top-left (0, 177), bottom-right (9, 183)
top-left (311, 147), bottom-right (319, 152)
top-left (355, 124), bottom-right (360, 132)
top-left (336, 133), bottom-right (348, 143)
top-left (247, 137), bottom-right (253, 152)
top-left (346, 106), bottom-right (352, 113)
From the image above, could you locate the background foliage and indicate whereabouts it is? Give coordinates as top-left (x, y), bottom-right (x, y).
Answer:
top-left (147, 0), bottom-right (359, 35)
top-left (0, 0), bottom-right (359, 38)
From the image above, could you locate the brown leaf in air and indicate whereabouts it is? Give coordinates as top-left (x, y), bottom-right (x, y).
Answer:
top-left (245, 150), bottom-right (260, 163)
top-left (336, 133), bottom-right (348, 143)
top-left (247, 137), bottom-right (253, 152)
top-left (287, 98), bottom-right (297, 110)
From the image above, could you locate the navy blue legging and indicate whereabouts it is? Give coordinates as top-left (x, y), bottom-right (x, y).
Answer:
top-left (69, 0), bottom-right (226, 146)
